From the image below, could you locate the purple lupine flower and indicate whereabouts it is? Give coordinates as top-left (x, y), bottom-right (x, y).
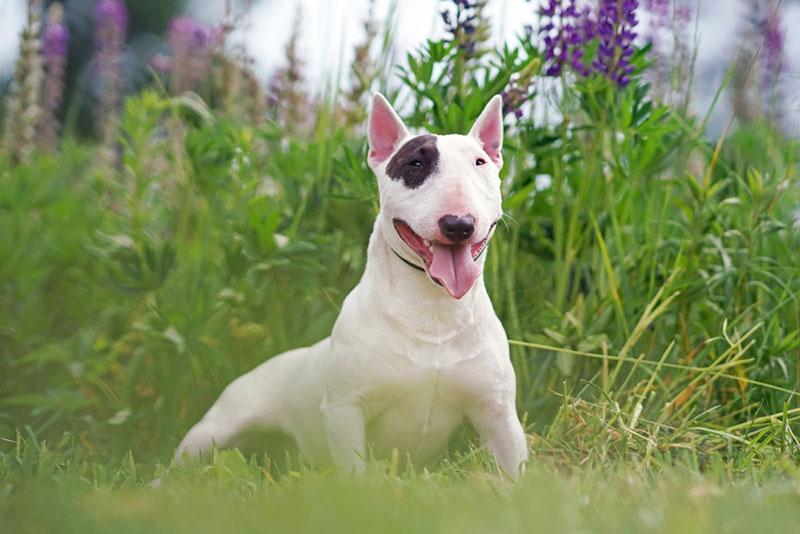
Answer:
top-left (94, 0), bottom-right (128, 161)
top-left (642, 0), bottom-right (692, 97)
top-left (642, 1), bottom-right (691, 50)
top-left (165, 16), bottom-right (217, 93)
top-left (643, 0), bottom-right (669, 54)
top-left (674, 4), bottom-right (692, 26)
top-left (538, 0), bottom-right (594, 78)
top-left (592, 0), bottom-right (640, 87)
top-left (759, 2), bottom-right (785, 90)
top-left (643, 0), bottom-right (669, 32)
top-left (150, 53), bottom-right (173, 73)
top-left (440, 0), bottom-right (488, 60)
top-left (577, 6), bottom-right (597, 41)
top-left (501, 89), bottom-right (524, 119)
top-left (502, 55), bottom-right (541, 119)
top-left (39, 2), bottom-right (69, 151)
top-left (266, 69), bottom-right (283, 108)
top-left (43, 6), bottom-right (69, 58)
top-left (95, 0), bottom-right (128, 48)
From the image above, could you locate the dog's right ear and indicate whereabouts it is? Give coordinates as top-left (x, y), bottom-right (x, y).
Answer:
top-left (368, 93), bottom-right (409, 168)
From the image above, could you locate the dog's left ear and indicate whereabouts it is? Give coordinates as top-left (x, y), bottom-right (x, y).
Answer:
top-left (368, 93), bottom-right (410, 168)
top-left (468, 95), bottom-right (504, 168)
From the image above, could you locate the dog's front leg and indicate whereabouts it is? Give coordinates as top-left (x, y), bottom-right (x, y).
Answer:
top-left (469, 401), bottom-right (528, 481)
top-left (321, 400), bottom-right (366, 473)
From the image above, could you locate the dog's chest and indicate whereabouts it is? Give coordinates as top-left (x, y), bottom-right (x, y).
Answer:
top-left (363, 363), bottom-right (472, 462)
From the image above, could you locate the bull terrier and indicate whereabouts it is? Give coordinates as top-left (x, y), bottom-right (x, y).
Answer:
top-left (175, 94), bottom-right (529, 479)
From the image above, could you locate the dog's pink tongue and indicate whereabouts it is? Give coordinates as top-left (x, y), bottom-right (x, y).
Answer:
top-left (428, 243), bottom-right (480, 299)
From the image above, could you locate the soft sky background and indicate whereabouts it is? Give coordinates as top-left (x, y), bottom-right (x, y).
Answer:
top-left (1, 0), bottom-right (799, 134)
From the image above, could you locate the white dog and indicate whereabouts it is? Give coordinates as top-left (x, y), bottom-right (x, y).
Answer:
top-left (175, 94), bottom-right (528, 479)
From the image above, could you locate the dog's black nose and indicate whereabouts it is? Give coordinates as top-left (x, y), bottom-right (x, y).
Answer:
top-left (438, 214), bottom-right (475, 243)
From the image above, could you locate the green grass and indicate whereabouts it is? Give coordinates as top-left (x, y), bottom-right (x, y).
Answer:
top-left (2, 4), bottom-right (800, 532)
top-left (3, 435), bottom-right (800, 533)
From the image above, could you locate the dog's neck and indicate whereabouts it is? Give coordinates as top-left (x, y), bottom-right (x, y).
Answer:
top-left (357, 216), bottom-right (493, 343)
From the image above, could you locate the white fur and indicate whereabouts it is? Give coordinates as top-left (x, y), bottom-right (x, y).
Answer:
top-left (175, 94), bottom-right (529, 479)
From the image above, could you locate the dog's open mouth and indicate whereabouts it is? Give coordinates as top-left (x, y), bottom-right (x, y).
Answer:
top-left (393, 218), bottom-right (496, 299)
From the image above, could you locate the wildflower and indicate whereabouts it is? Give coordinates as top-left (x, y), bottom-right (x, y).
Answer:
top-left (759, 1), bottom-right (784, 90)
top-left (643, 0), bottom-right (669, 29)
top-left (642, 1), bottom-right (691, 50)
top-left (2, 0), bottom-right (44, 165)
top-left (94, 0), bottom-right (128, 165)
top-left (268, 7), bottom-right (309, 132)
top-left (440, 0), bottom-right (490, 61)
top-left (538, 0), bottom-right (594, 78)
top-left (166, 16), bottom-right (217, 93)
top-left (644, 0), bottom-right (680, 56)
top-left (150, 54), bottom-right (172, 73)
top-left (95, 0), bottom-right (128, 56)
top-left (642, 0), bottom-right (693, 102)
top-left (501, 57), bottom-right (541, 119)
top-left (238, 60), bottom-right (267, 126)
top-left (536, 0), bottom-right (641, 87)
top-left (42, 3), bottom-right (68, 59)
top-left (593, 0), bottom-right (640, 87)
top-left (39, 2), bottom-right (69, 152)
top-left (535, 174), bottom-right (553, 191)
top-left (576, 5), bottom-right (597, 41)
top-left (343, 0), bottom-right (379, 125)
top-left (208, 13), bottom-right (240, 115)
top-left (215, 40), bottom-right (267, 126)
top-left (501, 88), bottom-right (524, 120)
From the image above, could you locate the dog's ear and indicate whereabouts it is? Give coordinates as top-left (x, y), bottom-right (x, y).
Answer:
top-left (368, 93), bottom-right (409, 167)
top-left (468, 95), bottom-right (504, 168)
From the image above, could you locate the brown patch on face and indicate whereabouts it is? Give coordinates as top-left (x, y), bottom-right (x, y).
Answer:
top-left (385, 135), bottom-right (439, 189)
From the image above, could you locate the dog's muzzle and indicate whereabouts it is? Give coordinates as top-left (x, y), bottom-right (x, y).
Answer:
top-left (392, 218), bottom-right (496, 299)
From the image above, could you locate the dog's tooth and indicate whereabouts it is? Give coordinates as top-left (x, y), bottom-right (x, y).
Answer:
top-left (423, 239), bottom-right (431, 247)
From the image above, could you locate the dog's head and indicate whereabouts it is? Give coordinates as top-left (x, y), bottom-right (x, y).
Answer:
top-left (367, 93), bottom-right (504, 299)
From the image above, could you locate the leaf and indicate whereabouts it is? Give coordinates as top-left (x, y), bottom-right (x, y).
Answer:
top-left (163, 326), bottom-right (186, 354)
top-left (557, 353), bottom-right (575, 376)
top-left (108, 409), bottom-right (131, 425)
top-left (543, 328), bottom-right (567, 344)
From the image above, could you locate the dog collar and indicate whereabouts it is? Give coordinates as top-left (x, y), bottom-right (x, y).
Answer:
top-left (391, 248), bottom-right (425, 272)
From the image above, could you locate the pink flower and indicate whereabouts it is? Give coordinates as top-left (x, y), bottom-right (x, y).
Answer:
top-left (163, 15), bottom-right (220, 93)
top-left (150, 53), bottom-right (173, 73)
top-left (39, 3), bottom-right (70, 151)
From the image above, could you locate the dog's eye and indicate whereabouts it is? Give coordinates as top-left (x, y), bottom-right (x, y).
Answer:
top-left (408, 159), bottom-right (423, 167)
top-left (475, 158), bottom-right (486, 166)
